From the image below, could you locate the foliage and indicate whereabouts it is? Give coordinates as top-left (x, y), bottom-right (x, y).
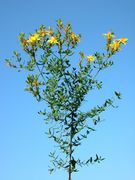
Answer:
top-left (6, 19), bottom-right (128, 180)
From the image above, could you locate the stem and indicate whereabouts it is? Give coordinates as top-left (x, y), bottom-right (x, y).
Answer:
top-left (32, 54), bottom-right (46, 83)
top-left (36, 63), bottom-right (46, 82)
top-left (93, 54), bottom-right (110, 80)
top-left (68, 131), bottom-right (72, 180)
top-left (51, 51), bottom-right (60, 60)
top-left (68, 113), bottom-right (74, 180)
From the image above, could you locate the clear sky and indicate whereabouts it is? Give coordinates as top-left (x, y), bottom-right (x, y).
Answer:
top-left (0, 0), bottom-right (135, 180)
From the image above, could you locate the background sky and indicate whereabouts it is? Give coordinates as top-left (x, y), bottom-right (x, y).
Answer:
top-left (0, 0), bottom-right (135, 180)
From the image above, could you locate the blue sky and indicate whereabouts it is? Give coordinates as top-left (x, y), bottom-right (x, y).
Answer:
top-left (0, 0), bottom-right (135, 180)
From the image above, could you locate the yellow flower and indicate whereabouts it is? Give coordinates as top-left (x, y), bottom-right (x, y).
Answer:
top-left (87, 55), bottom-right (95, 62)
top-left (103, 31), bottom-right (114, 41)
top-left (109, 40), bottom-right (121, 51)
top-left (47, 36), bottom-right (58, 44)
top-left (118, 37), bottom-right (128, 44)
top-left (109, 37), bottom-right (128, 53)
top-left (70, 33), bottom-right (80, 42)
top-left (27, 33), bottom-right (40, 43)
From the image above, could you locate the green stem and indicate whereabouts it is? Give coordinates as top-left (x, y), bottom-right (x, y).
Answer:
top-left (68, 114), bottom-right (73, 180)
top-left (32, 54), bottom-right (46, 83)
top-left (68, 132), bottom-right (72, 180)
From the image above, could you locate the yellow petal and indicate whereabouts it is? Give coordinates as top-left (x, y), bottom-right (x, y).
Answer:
top-left (70, 33), bottom-right (80, 42)
top-left (87, 55), bottom-right (95, 62)
top-left (27, 33), bottom-right (40, 43)
top-left (119, 37), bottom-right (128, 44)
top-left (47, 36), bottom-right (58, 44)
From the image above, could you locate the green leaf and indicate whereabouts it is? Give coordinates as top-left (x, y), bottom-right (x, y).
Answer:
top-left (115, 91), bottom-right (122, 99)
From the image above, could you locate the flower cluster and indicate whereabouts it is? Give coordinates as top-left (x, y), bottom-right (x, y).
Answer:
top-left (18, 19), bottom-right (81, 54)
top-left (104, 31), bottom-right (128, 54)
top-left (79, 32), bottom-right (128, 65)
top-left (8, 20), bottom-right (128, 72)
